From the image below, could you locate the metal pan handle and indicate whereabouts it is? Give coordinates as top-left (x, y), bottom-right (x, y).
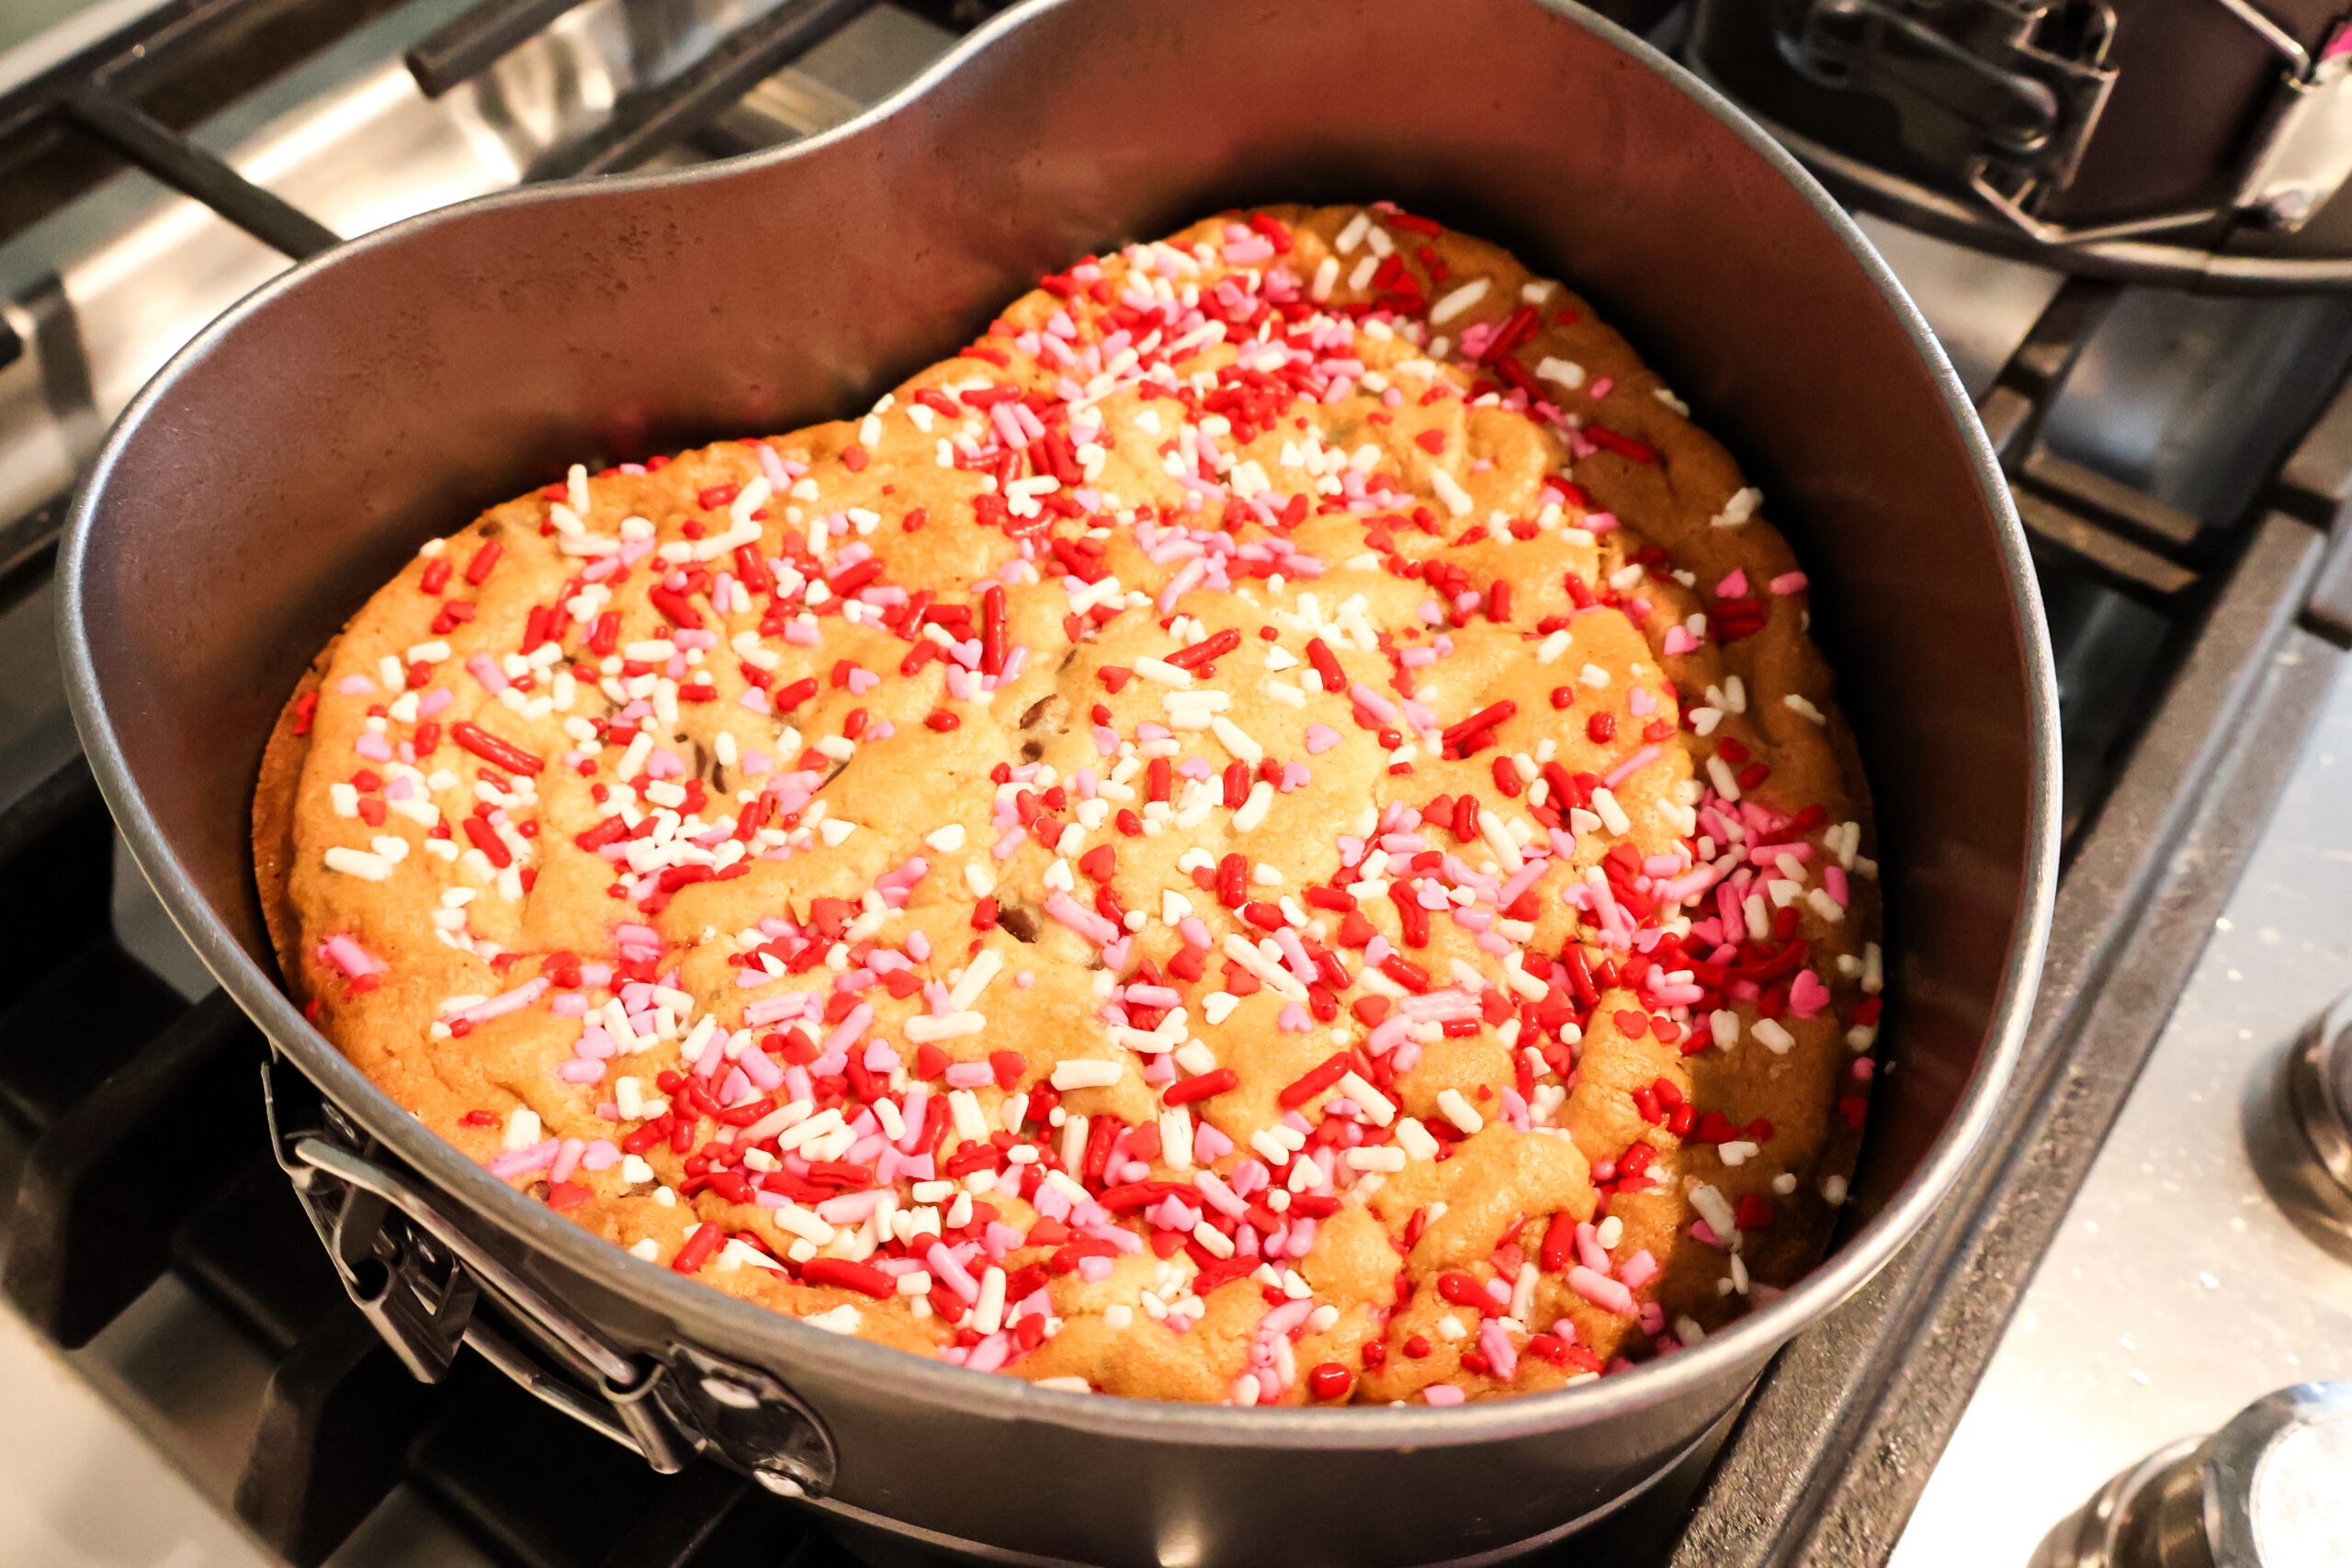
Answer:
top-left (260, 1059), bottom-right (836, 1498)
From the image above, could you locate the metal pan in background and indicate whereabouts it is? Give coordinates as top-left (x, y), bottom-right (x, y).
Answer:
top-left (57, 0), bottom-right (2061, 1562)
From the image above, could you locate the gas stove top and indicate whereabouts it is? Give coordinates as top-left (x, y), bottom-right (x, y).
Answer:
top-left (0, 2), bottom-right (2348, 1565)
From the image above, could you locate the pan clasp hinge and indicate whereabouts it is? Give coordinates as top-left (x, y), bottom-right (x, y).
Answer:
top-left (262, 1059), bottom-right (835, 1497)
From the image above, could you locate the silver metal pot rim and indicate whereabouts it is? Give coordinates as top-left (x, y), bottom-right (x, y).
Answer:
top-left (57, 0), bottom-right (2060, 1451)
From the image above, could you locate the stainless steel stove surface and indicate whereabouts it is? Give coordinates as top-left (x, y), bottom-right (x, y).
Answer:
top-left (1, 1), bottom-right (2351, 1565)
top-left (1892, 652), bottom-right (2352, 1568)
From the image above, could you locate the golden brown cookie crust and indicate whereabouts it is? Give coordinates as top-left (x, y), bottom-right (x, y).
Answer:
top-left (263, 205), bottom-right (1882, 1405)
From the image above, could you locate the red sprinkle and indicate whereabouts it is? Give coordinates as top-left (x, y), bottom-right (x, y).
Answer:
top-left (1277, 1052), bottom-right (1354, 1108)
top-left (670, 1223), bottom-right (723, 1274)
top-left (1163, 1068), bottom-right (1238, 1106)
top-left (452, 720), bottom-right (544, 776)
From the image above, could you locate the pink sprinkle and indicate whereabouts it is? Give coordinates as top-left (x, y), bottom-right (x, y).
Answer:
top-left (1306, 724), bottom-right (1341, 754)
top-left (353, 733), bottom-right (391, 761)
top-left (1422, 1384), bottom-right (1466, 1406)
top-left (1044, 890), bottom-right (1119, 944)
top-left (738, 686), bottom-right (771, 714)
top-left (1349, 682), bottom-right (1399, 723)
top-left (1790, 968), bottom-right (1831, 1020)
top-left (454, 976), bottom-right (548, 1026)
top-left (1479, 1317), bottom-right (1518, 1380)
top-left (1566, 1265), bottom-right (1634, 1315)
top-left (944, 1062), bottom-right (993, 1089)
top-left (925, 1242), bottom-right (979, 1303)
top-left (1662, 626), bottom-right (1699, 655)
top-left (1716, 569), bottom-right (1749, 597)
top-left (816, 1190), bottom-right (884, 1225)
top-left (1603, 746), bottom-right (1660, 789)
top-left (1576, 1223), bottom-right (1611, 1274)
top-left (318, 934), bottom-right (385, 977)
top-left (418, 688), bottom-right (454, 718)
top-left (466, 653), bottom-right (507, 694)
top-left (486, 1139), bottom-right (559, 1179)
top-left (335, 675), bottom-right (376, 695)
top-left (821, 1001), bottom-right (873, 1057)
top-left (556, 1059), bottom-right (605, 1083)
top-left (548, 1137), bottom-right (585, 1183)
top-left (1617, 1249), bottom-right (1659, 1291)
top-left (1770, 571), bottom-right (1808, 596)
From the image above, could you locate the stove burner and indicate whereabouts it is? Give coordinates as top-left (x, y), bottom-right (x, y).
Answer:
top-left (2030, 1383), bottom-right (2352, 1568)
top-left (2286, 988), bottom-right (2352, 1205)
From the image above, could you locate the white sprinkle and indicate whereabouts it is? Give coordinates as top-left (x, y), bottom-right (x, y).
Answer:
top-left (905, 1011), bottom-right (985, 1043)
top-left (1591, 787), bottom-right (1632, 837)
top-left (1210, 715), bottom-right (1263, 766)
top-left (1134, 656), bottom-right (1193, 687)
top-left (1429, 277), bottom-right (1490, 324)
top-left (1435, 1088), bottom-right (1484, 1136)
top-left (323, 846), bottom-right (393, 881)
top-left (771, 1204), bottom-right (836, 1247)
top-left (973, 1267), bottom-right (1007, 1335)
top-left (1753, 1018), bottom-right (1796, 1055)
top-left (925, 823), bottom-right (967, 853)
top-left (1050, 1058), bottom-right (1125, 1091)
top-left (949, 950), bottom-right (1002, 1011)
top-left (1785, 693), bottom-right (1827, 726)
top-left (947, 1090), bottom-right (989, 1144)
top-left (1395, 1118), bottom-right (1441, 1162)
top-left (1203, 991), bottom-right (1241, 1025)
top-left (1711, 486), bottom-right (1762, 527)
top-left (1690, 1183), bottom-right (1739, 1244)
top-left (1430, 468), bottom-right (1474, 518)
top-left (1337, 1072), bottom-right (1395, 1126)
top-left (1232, 780), bottom-right (1274, 833)
top-left (503, 1107), bottom-right (542, 1151)
top-left (1537, 356), bottom-right (1585, 389)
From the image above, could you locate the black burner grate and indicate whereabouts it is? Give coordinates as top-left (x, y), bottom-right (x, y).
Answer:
top-left (0, 2), bottom-right (2348, 1565)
